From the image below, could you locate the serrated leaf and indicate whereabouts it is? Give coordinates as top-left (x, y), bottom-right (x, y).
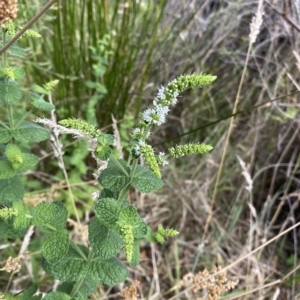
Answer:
top-left (19, 284), bottom-right (38, 300)
top-left (18, 153), bottom-right (39, 171)
top-left (7, 43), bottom-right (26, 57)
top-left (43, 245), bottom-right (89, 281)
top-left (118, 205), bottom-right (138, 226)
top-left (0, 123), bottom-right (12, 143)
top-left (32, 99), bottom-right (55, 111)
top-left (32, 84), bottom-right (48, 94)
top-left (11, 67), bottom-right (25, 80)
top-left (14, 121), bottom-right (50, 143)
top-left (43, 292), bottom-right (72, 300)
top-left (94, 144), bottom-right (111, 161)
top-left (0, 218), bottom-right (27, 238)
top-left (100, 189), bottom-right (119, 200)
top-left (88, 218), bottom-right (123, 259)
top-left (129, 239), bottom-right (141, 267)
top-left (32, 201), bottom-right (68, 231)
top-left (89, 257), bottom-right (128, 286)
top-left (0, 160), bottom-right (16, 179)
top-left (0, 81), bottom-right (22, 104)
top-left (100, 133), bottom-right (114, 145)
top-left (42, 229), bottom-right (69, 263)
top-left (132, 216), bottom-right (148, 239)
top-left (98, 159), bottom-right (130, 192)
top-left (0, 177), bottom-right (24, 205)
top-left (13, 201), bottom-right (30, 230)
top-left (94, 198), bottom-right (120, 227)
top-left (131, 165), bottom-right (163, 193)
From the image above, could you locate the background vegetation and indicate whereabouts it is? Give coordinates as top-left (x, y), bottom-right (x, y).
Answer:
top-left (1, 0), bottom-right (300, 299)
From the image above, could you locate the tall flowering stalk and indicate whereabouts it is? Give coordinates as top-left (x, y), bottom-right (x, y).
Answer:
top-left (130, 73), bottom-right (216, 177)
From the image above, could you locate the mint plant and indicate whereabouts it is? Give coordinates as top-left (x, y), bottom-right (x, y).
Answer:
top-left (34, 74), bottom-right (216, 298)
top-left (0, 2), bottom-right (217, 299)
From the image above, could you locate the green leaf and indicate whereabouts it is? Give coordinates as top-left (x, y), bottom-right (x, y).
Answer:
top-left (14, 121), bottom-right (50, 143)
top-left (0, 177), bottom-right (24, 205)
top-left (94, 198), bottom-right (120, 227)
top-left (0, 122), bottom-right (12, 143)
top-left (118, 205), bottom-right (138, 227)
top-left (11, 67), bottom-right (26, 80)
top-left (94, 144), bottom-right (111, 160)
top-left (13, 201), bottom-right (31, 230)
top-left (132, 216), bottom-right (148, 239)
top-left (32, 201), bottom-right (68, 231)
top-left (0, 160), bottom-right (16, 179)
top-left (0, 218), bottom-right (27, 238)
top-left (32, 99), bottom-right (55, 111)
top-left (88, 218), bottom-right (123, 259)
top-left (89, 256), bottom-right (128, 286)
top-left (131, 165), bottom-right (163, 193)
top-left (99, 189), bottom-right (119, 200)
top-left (0, 81), bottom-right (22, 104)
top-left (100, 133), bottom-right (115, 145)
top-left (129, 239), bottom-right (141, 267)
top-left (43, 292), bottom-right (72, 300)
top-left (19, 285), bottom-right (38, 300)
top-left (98, 159), bottom-right (130, 192)
top-left (7, 42), bottom-right (26, 57)
top-left (32, 84), bottom-right (48, 94)
top-left (43, 245), bottom-right (89, 281)
top-left (17, 153), bottom-right (39, 171)
top-left (42, 229), bottom-right (69, 263)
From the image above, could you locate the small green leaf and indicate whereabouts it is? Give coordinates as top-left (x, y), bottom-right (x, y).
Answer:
top-left (131, 165), bottom-right (163, 193)
top-left (43, 245), bottom-right (89, 281)
top-left (13, 201), bottom-right (30, 230)
top-left (0, 160), bottom-right (16, 179)
top-left (94, 198), bottom-right (120, 227)
top-left (94, 144), bottom-right (111, 160)
top-left (32, 84), bottom-right (48, 94)
top-left (5, 42), bottom-right (26, 57)
top-left (19, 284), bottom-right (38, 300)
top-left (0, 81), bottom-right (22, 104)
top-left (5, 143), bottom-right (24, 170)
top-left (17, 153), bottom-right (39, 171)
top-left (32, 99), bottom-right (55, 111)
top-left (118, 205), bottom-right (138, 226)
top-left (42, 229), bottom-right (69, 263)
top-left (132, 216), bottom-right (148, 239)
top-left (11, 67), bottom-right (26, 80)
top-left (14, 121), bottom-right (50, 143)
top-left (0, 177), bottom-right (24, 205)
top-left (0, 123), bottom-right (12, 143)
top-left (98, 159), bottom-right (130, 192)
top-left (0, 218), bottom-right (27, 238)
top-left (32, 201), bottom-right (68, 231)
top-left (43, 292), bottom-right (72, 300)
top-left (89, 256), bottom-right (128, 286)
top-left (88, 218), bottom-right (123, 259)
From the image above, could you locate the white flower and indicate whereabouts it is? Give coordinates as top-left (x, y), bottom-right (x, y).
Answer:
top-left (142, 108), bottom-right (156, 123)
top-left (157, 86), bottom-right (166, 99)
top-left (132, 128), bottom-right (141, 134)
top-left (133, 145), bottom-right (141, 155)
top-left (171, 91), bottom-right (179, 105)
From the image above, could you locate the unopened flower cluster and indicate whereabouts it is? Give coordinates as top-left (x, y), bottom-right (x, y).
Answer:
top-left (0, 0), bottom-right (18, 27)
